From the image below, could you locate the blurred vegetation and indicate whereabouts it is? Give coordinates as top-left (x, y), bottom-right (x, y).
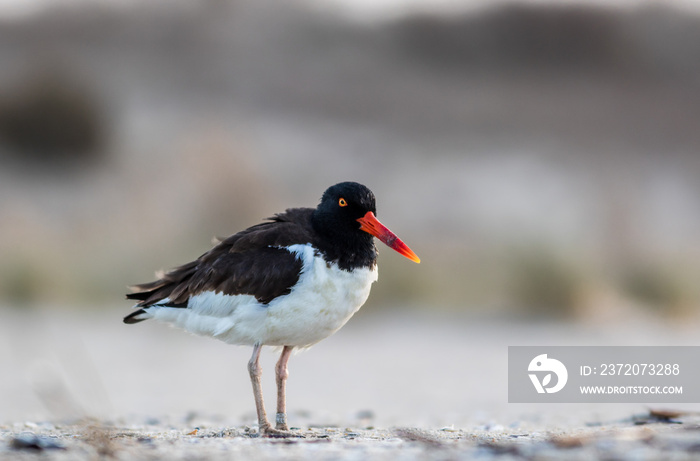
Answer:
top-left (0, 69), bottom-right (107, 170)
top-left (505, 246), bottom-right (582, 319)
top-left (0, 258), bottom-right (42, 308)
top-left (0, 1), bottom-right (698, 322)
top-left (393, 5), bottom-right (622, 72)
top-left (618, 262), bottom-right (693, 316)
top-left (391, 3), bottom-right (700, 78)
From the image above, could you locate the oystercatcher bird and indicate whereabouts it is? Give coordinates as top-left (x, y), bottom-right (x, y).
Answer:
top-left (124, 182), bottom-right (420, 436)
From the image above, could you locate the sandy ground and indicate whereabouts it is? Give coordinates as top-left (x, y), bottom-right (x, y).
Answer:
top-left (2, 307), bottom-right (700, 459)
top-left (5, 420), bottom-right (700, 461)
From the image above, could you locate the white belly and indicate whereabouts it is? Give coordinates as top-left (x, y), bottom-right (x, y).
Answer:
top-left (149, 244), bottom-right (378, 347)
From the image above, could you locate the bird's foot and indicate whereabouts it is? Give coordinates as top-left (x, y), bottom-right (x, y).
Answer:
top-left (260, 425), bottom-right (304, 438)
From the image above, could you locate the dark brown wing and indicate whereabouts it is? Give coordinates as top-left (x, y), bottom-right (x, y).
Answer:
top-left (125, 208), bottom-right (315, 310)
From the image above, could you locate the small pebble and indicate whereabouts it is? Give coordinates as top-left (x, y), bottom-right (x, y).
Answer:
top-left (10, 432), bottom-right (65, 451)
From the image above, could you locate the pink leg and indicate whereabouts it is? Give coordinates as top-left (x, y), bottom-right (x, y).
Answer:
top-left (248, 343), bottom-right (300, 437)
top-left (275, 346), bottom-right (294, 430)
top-left (247, 343), bottom-right (272, 433)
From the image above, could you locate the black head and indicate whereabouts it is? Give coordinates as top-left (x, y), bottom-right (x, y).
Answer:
top-left (317, 181), bottom-right (377, 224)
top-left (312, 182), bottom-right (420, 269)
top-left (313, 182), bottom-right (377, 250)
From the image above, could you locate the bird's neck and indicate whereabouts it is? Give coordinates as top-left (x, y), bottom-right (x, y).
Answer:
top-left (311, 213), bottom-right (378, 271)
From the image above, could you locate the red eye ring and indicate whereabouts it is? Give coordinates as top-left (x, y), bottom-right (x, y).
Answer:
top-left (339, 198), bottom-right (348, 207)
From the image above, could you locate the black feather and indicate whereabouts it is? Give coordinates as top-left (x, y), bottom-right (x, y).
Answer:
top-left (123, 309), bottom-right (148, 324)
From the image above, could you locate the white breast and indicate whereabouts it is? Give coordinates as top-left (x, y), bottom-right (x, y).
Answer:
top-left (148, 243), bottom-right (378, 347)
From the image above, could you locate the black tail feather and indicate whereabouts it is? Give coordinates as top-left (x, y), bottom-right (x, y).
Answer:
top-left (123, 309), bottom-right (149, 324)
top-left (126, 291), bottom-right (149, 301)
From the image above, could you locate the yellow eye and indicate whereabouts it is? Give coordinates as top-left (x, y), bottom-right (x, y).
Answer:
top-left (339, 198), bottom-right (348, 207)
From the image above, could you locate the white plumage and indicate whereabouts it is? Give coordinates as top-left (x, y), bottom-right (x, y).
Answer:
top-left (136, 243), bottom-right (378, 347)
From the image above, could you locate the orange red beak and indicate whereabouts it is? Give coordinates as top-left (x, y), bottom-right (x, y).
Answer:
top-left (357, 211), bottom-right (420, 264)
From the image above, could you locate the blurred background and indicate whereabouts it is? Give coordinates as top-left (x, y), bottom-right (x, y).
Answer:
top-left (1, 0), bottom-right (700, 427)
